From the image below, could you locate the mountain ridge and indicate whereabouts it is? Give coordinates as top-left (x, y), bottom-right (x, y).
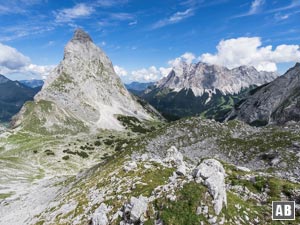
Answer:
top-left (141, 62), bottom-right (278, 121)
top-left (227, 62), bottom-right (300, 126)
top-left (154, 62), bottom-right (278, 98)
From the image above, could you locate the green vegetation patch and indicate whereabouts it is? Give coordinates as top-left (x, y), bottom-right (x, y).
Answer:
top-left (154, 182), bottom-right (210, 225)
top-left (117, 115), bottom-right (151, 133)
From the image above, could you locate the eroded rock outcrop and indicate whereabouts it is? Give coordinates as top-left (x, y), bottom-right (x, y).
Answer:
top-left (193, 159), bottom-right (227, 215)
top-left (90, 203), bottom-right (110, 225)
top-left (123, 196), bottom-right (148, 224)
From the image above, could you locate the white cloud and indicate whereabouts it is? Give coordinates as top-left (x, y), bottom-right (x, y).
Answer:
top-left (114, 65), bottom-right (128, 77)
top-left (131, 66), bottom-right (160, 81)
top-left (0, 43), bottom-right (30, 69)
top-left (0, 42), bottom-right (54, 78)
top-left (129, 20), bottom-right (138, 26)
top-left (268, 0), bottom-right (300, 13)
top-left (23, 64), bottom-right (55, 79)
top-left (200, 37), bottom-right (300, 72)
top-left (249, 0), bottom-right (265, 14)
top-left (129, 66), bottom-right (172, 82)
top-left (233, 0), bottom-right (265, 18)
top-left (275, 13), bottom-right (289, 20)
top-left (159, 67), bottom-right (172, 77)
top-left (55, 3), bottom-right (94, 22)
top-left (152, 8), bottom-right (194, 29)
top-left (168, 52), bottom-right (196, 67)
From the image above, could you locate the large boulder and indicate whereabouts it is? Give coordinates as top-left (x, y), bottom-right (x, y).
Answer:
top-left (90, 203), bottom-right (109, 225)
top-left (123, 196), bottom-right (148, 223)
top-left (193, 159), bottom-right (227, 215)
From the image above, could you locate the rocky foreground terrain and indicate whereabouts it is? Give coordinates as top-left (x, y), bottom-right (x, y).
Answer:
top-left (1, 117), bottom-right (300, 225)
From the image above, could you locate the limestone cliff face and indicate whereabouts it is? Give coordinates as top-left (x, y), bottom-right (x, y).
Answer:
top-left (154, 62), bottom-right (278, 97)
top-left (13, 29), bottom-right (152, 133)
top-left (227, 63), bottom-right (300, 126)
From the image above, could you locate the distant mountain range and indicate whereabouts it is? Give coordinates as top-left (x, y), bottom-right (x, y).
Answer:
top-left (141, 62), bottom-right (278, 121)
top-left (227, 63), bottom-right (300, 126)
top-left (0, 75), bottom-right (40, 122)
top-left (19, 79), bottom-right (44, 88)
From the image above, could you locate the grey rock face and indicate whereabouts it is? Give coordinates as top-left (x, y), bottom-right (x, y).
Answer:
top-left (227, 63), bottom-right (300, 125)
top-left (153, 62), bottom-right (277, 97)
top-left (193, 159), bottom-right (227, 215)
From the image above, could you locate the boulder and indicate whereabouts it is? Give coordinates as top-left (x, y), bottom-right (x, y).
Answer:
top-left (90, 203), bottom-right (109, 225)
top-left (176, 163), bottom-right (187, 176)
top-left (193, 159), bottom-right (227, 215)
top-left (123, 161), bottom-right (138, 172)
top-left (123, 196), bottom-right (148, 223)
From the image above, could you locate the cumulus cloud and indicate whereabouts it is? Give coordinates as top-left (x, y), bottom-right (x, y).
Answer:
top-left (114, 65), bottom-right (128, 77)
top-left (55, 3), bottom-right (94, 22)
top-left (152, 8), bottom-right (194, 29)
top-left (131, 66), bottom-right (160, 81)
top-left (200, 37), bottom-right (300, 72)
top-left (23, 64), bottom-right (55, 79)
top-left (128, 66), bottom-right (171, 82)
top-left (0, 43), bottom-right (30, 69)
top-left (0, 42), bottom-right (54, 78)
top-left (168, 52), bottom-right (196, 67)
top-left (159, 67), bottom-right (172, 77)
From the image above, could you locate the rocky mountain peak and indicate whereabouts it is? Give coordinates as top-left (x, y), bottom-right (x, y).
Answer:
top-left (13, 29), bottom-right (153, 133)
top-left (71, 28), bottom-right (93, 43)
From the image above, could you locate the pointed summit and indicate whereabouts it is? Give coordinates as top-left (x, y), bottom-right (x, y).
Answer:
top-left (71, 28), bottom-right (93, 43)
top-left (12, 30), bottom-right (153, 133)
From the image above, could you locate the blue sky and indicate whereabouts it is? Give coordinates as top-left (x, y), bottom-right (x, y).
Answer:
top-left (0, 0), bottom-right (300, 83)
